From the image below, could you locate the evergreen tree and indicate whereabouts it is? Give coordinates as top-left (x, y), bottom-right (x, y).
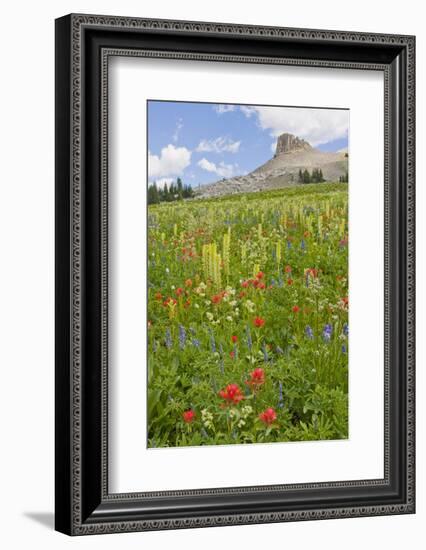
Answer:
top-left (303, 169), bottom-right (311, 184)
top-left (177, 177), bottom-right (183, 200)
top-left (298, 169), bottom-right (303, 183)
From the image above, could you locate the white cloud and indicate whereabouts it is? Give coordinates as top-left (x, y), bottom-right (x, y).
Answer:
top-left (271, 140), bottom-right (277, 154)
top-left (148, 144), bottom-right (191, 179)
top-left (245, 106), bottom-right (349, 147)
top-left (196, 137), bottom-right (241, 154)
top-left (240, 106), bottom-right (256, 118)
top-left (172, 118), bottom-right (183, 143)
top-left (213, 104), bottom-right (235, 114)
top-left (198, 158), bottom-right (236, 178)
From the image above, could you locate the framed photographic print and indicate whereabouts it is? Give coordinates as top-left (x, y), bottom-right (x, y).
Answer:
top-left (55, 14), bottom-right (415, 535)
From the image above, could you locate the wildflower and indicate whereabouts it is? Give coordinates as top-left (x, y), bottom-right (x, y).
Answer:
top-left (206, 312), bottom-right (214, 321)
top-left (246, 367), bottom-right (265, 388)
top-left (241, 280), bottom-right (249, 288)
top-left (165, 328), bottom-right (172, 349)
top-left (278, 381), bottom-right (284, 408)
top-left (238, 291), bottom-right (246, 298)
top-left (231, 335), bottom-right (238, 344)
top-left (287, 278), bottom-right (293, 286)
top-left (305, 268), bottom-right (319, 279)
top-left (275, 345), bottom-right (284, 354)
top-left (246, 325), bottom-right (253, 350)
top-left (219, 383), bottom-right (244, 405)
top-left (176, 287), bottom-right (184, 297)
top-left (259, 407), bottom-right (277, 425)
top-left (192, 338), bottom-right (201, 349)
top-left (154, 292), bottom-right (162, 301)
top-left (256, 271), bottom-right (264, 279)
top-left (301, 239), bottom-right (306, 250)
top-left (241, 405), bottom-right (253, 417)
top-left (211, 293), bottom-right (223, 305)
top-left (253, 316), bottom-right (265, 328)
top-left (257, 281), bottom-right (266, 290)
top-left (182, 410), bottom-right (195, 423)
top-left (323, 324), bottom-right (333, 342)
top-left (178, 325), bottom-right (186, 349)
top-left (230, 350), bottom-right (235, 359)
top-left (285, 265), bottom-right (292, 273)
top-left (209, 332), bottom-right (217, 353)
top-left (342, 344), bottom-right (347, 354)
top-left (343, 323), bottom-right (349, 336)
top-left (340, 296), bottom-right (349, 308)
top-left (184, 299), bottom-right (191, 308)
top-left (292, 305), bottom-right (300, 313)
top-left (185, 278), bottom-right (193, 287)
top-left (305, 325), bottom-right (314, 340)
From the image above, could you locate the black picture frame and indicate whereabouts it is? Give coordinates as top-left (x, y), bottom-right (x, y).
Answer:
top-left (55, 13), bottom-right (415, 536)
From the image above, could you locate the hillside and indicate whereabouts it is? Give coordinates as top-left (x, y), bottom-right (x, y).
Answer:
top-left (195, 133), bottom-right (348, 198)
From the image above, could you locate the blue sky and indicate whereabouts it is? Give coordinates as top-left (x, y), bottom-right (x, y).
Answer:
top-left (147, 101), bottom-right (349, 188)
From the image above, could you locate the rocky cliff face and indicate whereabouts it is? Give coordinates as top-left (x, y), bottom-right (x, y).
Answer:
top-left (195, 133), bottom-right (348, 199)
top-left (274, 133), bottom-right (312, 156)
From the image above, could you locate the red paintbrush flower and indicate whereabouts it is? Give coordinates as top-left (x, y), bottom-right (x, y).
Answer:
top-left (246, 367), bottom-right (265, 388)
top-left (219, 384), bottom-right (244, 405)
top-left (231, 335), bottom-right (238, 344)
top-left (182, 410), bottom-right (195, 423)
top-left (253, 316), bottom-right (265, 328)
top-left (292, 305), bottom-right (300, 313)
top-left (259, 407), bottom-right (277, 425)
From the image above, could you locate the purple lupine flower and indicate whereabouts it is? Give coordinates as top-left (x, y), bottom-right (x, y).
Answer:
top-left (323, 324), bottom-right (333, 342)
top-left (209, 330), bottom-right (216, 353)
top-left (191, 338), bottom-right (201, 349)
top-left (301, 239), bottom-right (306, 250)
top-left (343, 323), bottom-right (349, 336)
top-left (233, 344), bottom-right (238, 360)
top-left (246, 325), bottom-right (252, 350)
top-left (165, 328), bottom-right (172, 349)
top-left (278, 381), bottom-right (284, 409)
top-left (305, 325), bottom-right (314, 339)
top-left (178, 325), bottom-right (186, 349)
top-left (342, 344), bottom-right (347, 354)
top-left (276, 345), bottom-right (284, 355)
top-left (287, 240), bottom-right (292, 249)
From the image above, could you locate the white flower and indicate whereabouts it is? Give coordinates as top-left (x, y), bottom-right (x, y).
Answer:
top-left (206, 312), bottom-right (214, 321)
top-left (171, 285), bottom-right (175, 290)
top-left (226, 316), bottom-right (233, 322)
top-left (194, 303), bottom-right (200, 309)
top-left (230, 300), bottom-right (237, 307)
top-left (165, 268), bottom-right (170, 273)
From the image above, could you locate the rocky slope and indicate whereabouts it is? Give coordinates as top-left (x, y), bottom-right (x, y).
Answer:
top-left (195, 133), bottom-right (348, 199)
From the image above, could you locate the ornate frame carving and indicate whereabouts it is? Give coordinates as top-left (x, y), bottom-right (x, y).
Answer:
top-left (55, 14), bottom-right (415, 535)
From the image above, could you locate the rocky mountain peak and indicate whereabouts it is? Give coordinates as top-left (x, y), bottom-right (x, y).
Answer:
top-left (275, 133), bottom-right (312, 156)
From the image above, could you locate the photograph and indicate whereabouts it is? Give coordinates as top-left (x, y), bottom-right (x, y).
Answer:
top-left (147, 101), bottom-right (350, 448)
